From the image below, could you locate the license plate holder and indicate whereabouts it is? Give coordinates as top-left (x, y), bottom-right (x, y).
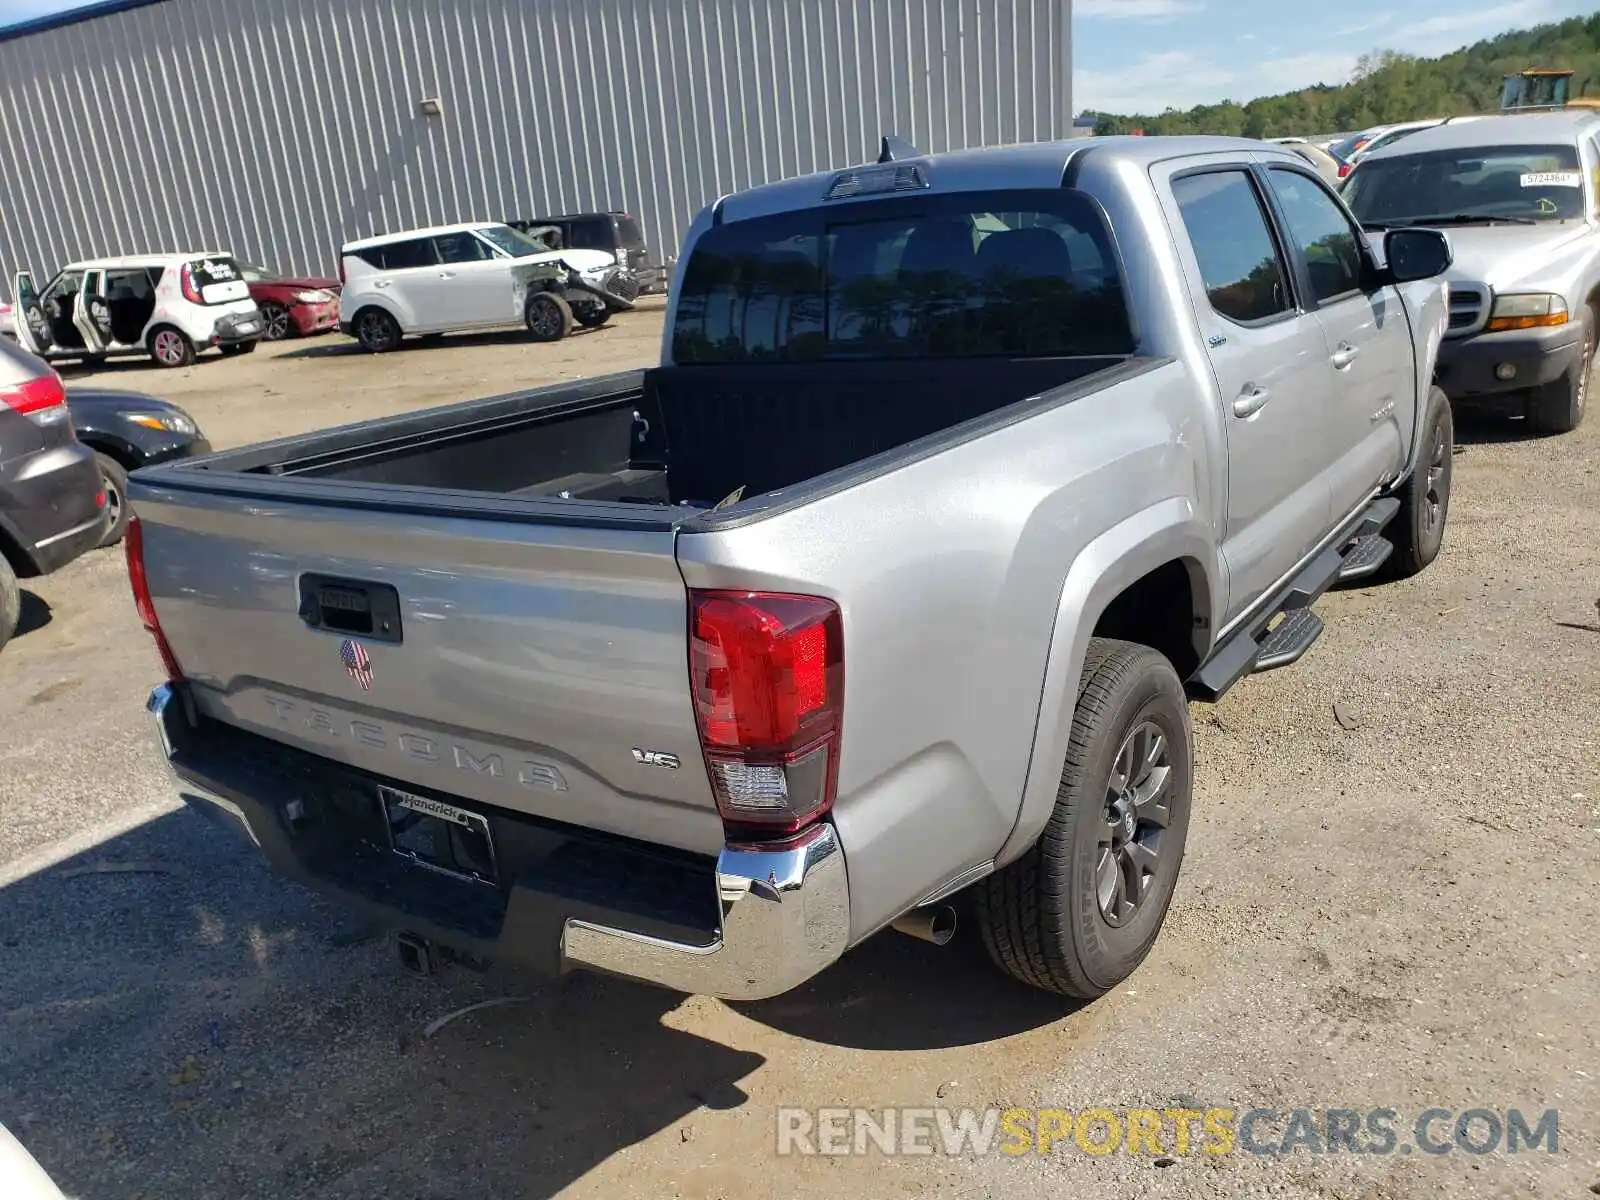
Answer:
top-left (379, 785), bottom-right (498, 886)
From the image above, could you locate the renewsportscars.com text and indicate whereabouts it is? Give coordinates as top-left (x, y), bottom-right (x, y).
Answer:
top-left (775, 1106), bottom-right (1559, 1158)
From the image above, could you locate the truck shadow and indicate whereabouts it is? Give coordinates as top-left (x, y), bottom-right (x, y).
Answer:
top-left (0, 811), bottom-right (760, 1199)
top-left (278, 326), bottom-right (612, 360)
top-left (13, 591), bottom-right (51, 638)
top-left (0, 813), bottom-right (1070, 1197)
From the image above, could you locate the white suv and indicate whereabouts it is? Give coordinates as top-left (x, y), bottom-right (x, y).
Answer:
top-left (10, 253), bottom-right (264, 368)
top-left (336, 222), bottom-right (638, 352)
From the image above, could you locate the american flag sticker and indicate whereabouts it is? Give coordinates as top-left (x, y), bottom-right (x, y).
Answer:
top-left (339, 638), bottom-right (373, 691)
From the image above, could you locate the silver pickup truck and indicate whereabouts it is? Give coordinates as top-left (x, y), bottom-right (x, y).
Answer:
top-left (133, 135), bottom-right (1456, 1001)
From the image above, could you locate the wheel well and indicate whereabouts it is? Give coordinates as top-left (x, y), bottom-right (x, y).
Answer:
top-left (77, 435), bottom-right (137, 470)
top-left (1091, 560), bottom-right (1202, 679)
top-left (146, 322), bottom-right (185, 348)
top-left (0, 522), bottom-right (37, 579)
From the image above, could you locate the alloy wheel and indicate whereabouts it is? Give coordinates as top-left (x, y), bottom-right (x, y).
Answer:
top-left (1096, 720), bottom-right (1174, 927)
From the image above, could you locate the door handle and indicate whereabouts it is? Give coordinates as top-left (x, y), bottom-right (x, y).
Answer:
top-left (1331, 343), bottom-right (1360, 370)
top-left (1232, 385), bottom-right (1271, 418)
top-left (438, 271), bottom-right (456, 279)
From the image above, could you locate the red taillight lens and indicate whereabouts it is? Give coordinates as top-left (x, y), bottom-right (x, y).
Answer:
top-left (125, 516), bottom-right (184, 682)
top-left (0, 373), bottom-right (67, 423)
top-left (180, 263), bottom-right (203, 304)
top-left (1338, 162), bottom-right (1353, 179)
top-left (689, 590), bottom-right (843, 835)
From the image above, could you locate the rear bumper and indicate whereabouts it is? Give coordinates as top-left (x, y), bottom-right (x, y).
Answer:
top-left (209, 310), bottom-right (264, 345)
top-left (146, 684), bottom-right (850, 1000)
top-left (1435, 323), bottom-right (1581, 400)
top-left (1, 441), bottom-right (107, 574)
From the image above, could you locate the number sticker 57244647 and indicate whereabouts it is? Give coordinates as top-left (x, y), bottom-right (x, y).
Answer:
top-left (1521, 171), bottom-right (1583, 188)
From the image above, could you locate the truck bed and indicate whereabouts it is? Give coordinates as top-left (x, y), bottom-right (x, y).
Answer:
top-left (180, 357), bottom-right (1133, 516)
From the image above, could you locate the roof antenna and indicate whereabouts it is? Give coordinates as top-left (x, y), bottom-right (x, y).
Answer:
top-left (878, 133), bottom-right (923, 163)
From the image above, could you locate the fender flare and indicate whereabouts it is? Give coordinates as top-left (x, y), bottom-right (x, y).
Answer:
top-left (992, 497), bottom-right (1219, 868)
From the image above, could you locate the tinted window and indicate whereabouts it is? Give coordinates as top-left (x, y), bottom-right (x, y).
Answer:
top-left (377, 239), bottom-right (437, 270)
top-left (1172, 171), bottom-right (1292, 324)
top-left (568, 218), bottom-right (613, 250)
top-left (616, 215), bottom-right (647, 249)
top-left (433, 231), bottom-right (495, 263)
top-left (1267, 168), bottom-right (1364, 303)
top-left (188, 256), bottom-right (243, 289)
top-left (671, 190), bottom-right (1131, 363)
top-left (475, 224), bottom-right (546, 258)
top-left (1344, 144), bottom-right (1586, 225)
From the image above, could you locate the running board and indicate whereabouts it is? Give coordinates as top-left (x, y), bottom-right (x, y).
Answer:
top-left (1186, 496), bottom-right (1400, 702)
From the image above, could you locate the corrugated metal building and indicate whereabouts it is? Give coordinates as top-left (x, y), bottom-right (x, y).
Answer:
top-left (0, 0), bottom-right (1072, 297)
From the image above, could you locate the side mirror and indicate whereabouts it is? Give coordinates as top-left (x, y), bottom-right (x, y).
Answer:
top-left (1384, 227), bottom-right (1452, 283)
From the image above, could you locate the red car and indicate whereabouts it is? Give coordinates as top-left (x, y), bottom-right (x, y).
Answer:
top-left (237, 262), bottom-right (341, 340)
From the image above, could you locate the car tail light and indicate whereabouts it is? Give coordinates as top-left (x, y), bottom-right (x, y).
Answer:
top-left (1338, 162), bottom-right (1353, 179)
top-left (180, 263), bottom-right (204, 304)
top-left (0, 371), bottom-right (69, 427)
top-left (689, 590), bottom-right (843, 836)
top-left (338, 257), bottom-right (347, 286)
top-left (125, 516), bottom-right (184, 682)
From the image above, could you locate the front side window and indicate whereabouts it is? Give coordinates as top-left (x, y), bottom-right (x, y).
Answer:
top-left (1266, 168), bottom-right (1364, 303)
top-left (1344, 143), bottom-right (1587, 226)
top-left (433, 231), bottom-right (496, 264)
top-left (238, 263), bottom-right (277, 283)
top-left (1171, 170), bottom-right (1292, 324)
top-left (670, 189), bottom-right (1132, 363)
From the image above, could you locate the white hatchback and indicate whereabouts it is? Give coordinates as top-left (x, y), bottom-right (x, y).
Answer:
top-left (336, 222), bottom-right (635, 352)
top-left (10, 253), bottom-right (264, 368)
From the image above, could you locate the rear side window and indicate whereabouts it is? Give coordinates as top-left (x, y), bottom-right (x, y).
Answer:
top-left (374, 239), bottom-right (437, 270)
top-left (616, 215), bottom-right (647, 249)
top-left (1172, 171), bottom-right (1292, 324)
top-left (567, 218), bottom-right (614, 250)
top-left (188, 256), bottom-right (243, 289)
top-left (671, 189), bottom-right (1132, 362)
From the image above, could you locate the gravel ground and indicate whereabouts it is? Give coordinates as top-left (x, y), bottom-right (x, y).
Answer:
top-left (0, 311), bottom-right (1596, 1199)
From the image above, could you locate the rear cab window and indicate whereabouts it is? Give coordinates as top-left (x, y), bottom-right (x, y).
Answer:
top-left (670, 189), bottom-right (1133, 362)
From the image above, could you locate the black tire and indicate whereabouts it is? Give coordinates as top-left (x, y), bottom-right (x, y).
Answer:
top-left (976, 638), bottom-right (1193, 999)
top-left (94, 452), bottom-right (131, 547)
top-left (0, 553), bottom-right (18, 653)
top-left (219, 340), bottom-right (257, 356)
top-left (148, 325), bottom-right (194, 368)
top-left (1384, 385), bottom-right (1454, 579)
top-left (525, 291), bottom-right (574, 342)
top-left (260, 302), bottom-right (292, 342)
top-left (1528, 305), bottom-right (1593, 435)
top-left (353, 307), bottom-right (403, 353)
top-left (573, 304), bottom-right (611, 330)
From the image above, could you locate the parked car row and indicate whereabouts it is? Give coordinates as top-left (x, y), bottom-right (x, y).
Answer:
top-left (0, 335), bottom-right (208, 653)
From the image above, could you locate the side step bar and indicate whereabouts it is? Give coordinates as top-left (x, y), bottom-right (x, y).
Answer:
top-left (1187, 497), bottom-right (1400, 702)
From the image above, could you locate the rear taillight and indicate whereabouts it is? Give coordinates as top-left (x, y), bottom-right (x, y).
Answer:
top-left (689, 590), bottom-right (843, 836)
top-left (1338, 162), bottom-right (1353, 179)
top-left (125, 516), bottom-right (184, 682)
top-left (180, 263), bottom-right (204, 304)
top-left (0, 372), bottom-right (67, 423)
top-left (338, 257), bottom-right (347, 285)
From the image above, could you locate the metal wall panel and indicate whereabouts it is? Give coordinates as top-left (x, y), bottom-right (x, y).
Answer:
top-left (0, 0), bottom-right (1071, 296)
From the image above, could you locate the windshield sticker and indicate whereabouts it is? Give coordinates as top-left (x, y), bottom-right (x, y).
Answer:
top-left (1521, 171), bottom-right (1583, 188)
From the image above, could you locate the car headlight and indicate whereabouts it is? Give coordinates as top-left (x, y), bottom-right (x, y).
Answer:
top-left (294, 289), bottom-right (333, 304)
top-left (1487, 293), bottom-right (1569, 331)
top-left (121, 411), bottom-right (198, 435)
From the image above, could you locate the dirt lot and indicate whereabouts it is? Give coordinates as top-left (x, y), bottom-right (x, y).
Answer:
top-left (1, 309), bottom-right (1596, 1199)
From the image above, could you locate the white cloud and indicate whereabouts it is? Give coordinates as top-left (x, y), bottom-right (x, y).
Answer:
top-left (1076, 0), bottom-right (1204, 21)
top-left (1334, 14), bottom-right (1395, 39)
top-left (1393, 0), bottom-right (1561, 53)
top-left (1077, 48), bottom-right (1357, 113)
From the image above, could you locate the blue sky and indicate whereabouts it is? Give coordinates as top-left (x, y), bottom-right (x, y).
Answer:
top-left (2, 0), bottom-right (1597, 114)
top-left (1077, 0), bottom-right (1600, 113)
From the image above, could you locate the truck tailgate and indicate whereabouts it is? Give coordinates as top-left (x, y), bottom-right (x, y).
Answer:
top-left (133, 488), bottom-right (723, 856)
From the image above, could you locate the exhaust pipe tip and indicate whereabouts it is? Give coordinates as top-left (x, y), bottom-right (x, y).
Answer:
top-left (891, 903), bottom-right (958, 946)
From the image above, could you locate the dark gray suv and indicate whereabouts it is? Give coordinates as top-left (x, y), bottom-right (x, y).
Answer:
top-left (0, 339), bottom-right (108, 651)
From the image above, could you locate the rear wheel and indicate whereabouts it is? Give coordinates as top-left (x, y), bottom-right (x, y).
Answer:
top-left (975, 639), bottom-right (1193, 999)
top-left (354, 307), bottom-right (402, 353)
top-left (0, 554), bottom-right (18, 653)
top-left (149, 326), bottom-right (194, 368)
top-left (259, 302), bottom-right (292, 341)
top-left (525, 291), bottom-right (574, 342)
top-left (1528, 305), bottom-right (1593, 435)
top-left (94, 453), bottom-right (131, 547)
